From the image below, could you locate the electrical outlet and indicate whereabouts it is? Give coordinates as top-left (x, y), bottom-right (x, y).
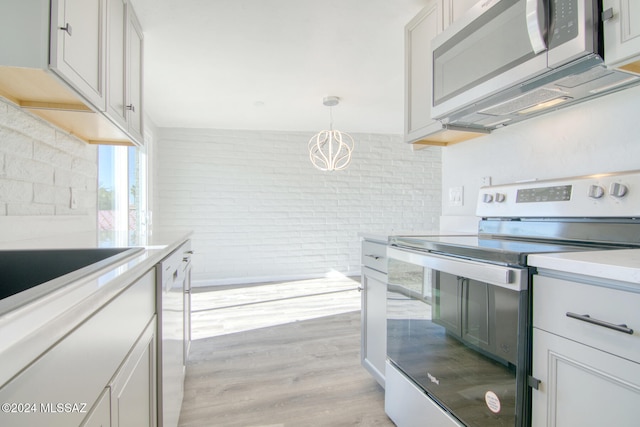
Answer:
top-left (449, 186), bottom-right (463, 206)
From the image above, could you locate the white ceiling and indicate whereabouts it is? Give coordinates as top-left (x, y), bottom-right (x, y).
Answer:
top-left (128, 0), bottom-right (430, 134)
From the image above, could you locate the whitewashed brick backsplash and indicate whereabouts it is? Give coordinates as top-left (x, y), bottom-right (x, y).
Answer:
top-left (155, 128), bottom-right (442, 285)
top-left (0, 98), bottom-right (97, 218)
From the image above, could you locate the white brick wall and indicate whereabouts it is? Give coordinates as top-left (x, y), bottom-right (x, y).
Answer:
top-left (155, 128), bottom-right (441, 285)
top-left (0, 98), bottom-right (98, 219)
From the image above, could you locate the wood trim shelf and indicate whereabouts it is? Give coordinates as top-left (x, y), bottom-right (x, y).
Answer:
top-left (411, 128), bottom-right (489, 149)
top-left (0, 66), bottom-right (134, 146)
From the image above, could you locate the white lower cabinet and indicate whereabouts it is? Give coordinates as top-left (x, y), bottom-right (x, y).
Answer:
top-left (360, 239), bottom-right (387, 387)
top-left (531, 274), bottom-right (640, 427)
top-left (0, 269), bottom-right (156, 427)
top-left (361, 266), bottom-right (387, 387)
top-left (532, 328), bottom-right (640, 427)
top-left (157, 240), bottom-right (192, 427)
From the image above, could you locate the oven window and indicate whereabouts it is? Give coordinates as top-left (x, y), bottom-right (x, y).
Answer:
top-left (387, 258), bottom-right (524, 427)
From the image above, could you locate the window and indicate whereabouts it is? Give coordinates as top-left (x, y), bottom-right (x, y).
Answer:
top-left (98, 145), bottom-right (148, 246)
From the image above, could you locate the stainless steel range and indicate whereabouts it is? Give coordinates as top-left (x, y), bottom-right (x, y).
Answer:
top-left (384, 170), bottom-right (640, 427)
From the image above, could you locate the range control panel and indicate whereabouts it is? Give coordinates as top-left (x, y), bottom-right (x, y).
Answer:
top-left (515, 185), bottom-right (573, 203)
top-left (476, 170), bottom-right (640, 218)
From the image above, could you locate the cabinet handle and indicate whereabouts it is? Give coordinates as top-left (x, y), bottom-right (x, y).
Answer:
top-left (60, 23), bottom-right (73, 36)
top-left (566, 312), bottom-right (634, 335)
top-left (364, 254), bottom-right (384, 261)
top-left (601, 8), bottom-right (614, 22)
top-left (126, 104), bottom-right (136, 112)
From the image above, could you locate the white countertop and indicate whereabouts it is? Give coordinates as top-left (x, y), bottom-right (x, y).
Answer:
top-left (528, 249), bottom-right (640, 284)
top-left (358, 229), bottom-right (471, 244)
top-left (0, 229), bottom-right (192, 388)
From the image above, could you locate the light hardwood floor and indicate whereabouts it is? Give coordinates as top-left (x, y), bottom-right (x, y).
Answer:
top-left (178, 276), bottom-right (395, 427)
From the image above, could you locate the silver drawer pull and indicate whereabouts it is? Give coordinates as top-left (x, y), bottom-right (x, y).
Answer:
top-left (60, 23), bottom-right (72, 36)
top-left (566, 312), bottom-right (634, 335)
top-left (364, 254), bottom-right (384, 260)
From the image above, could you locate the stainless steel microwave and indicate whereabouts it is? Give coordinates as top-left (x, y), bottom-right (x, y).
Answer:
top-left (430, 0), bottom-right (640, 131)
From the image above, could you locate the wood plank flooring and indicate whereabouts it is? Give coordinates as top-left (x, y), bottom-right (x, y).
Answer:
top-left (178, 277), bottom-right (395, 427)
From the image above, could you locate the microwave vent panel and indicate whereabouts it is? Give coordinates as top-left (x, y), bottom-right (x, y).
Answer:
top-left (478, 88), bottom-right (568, 116)
top-left (555, 66), bottom-right (614, 89)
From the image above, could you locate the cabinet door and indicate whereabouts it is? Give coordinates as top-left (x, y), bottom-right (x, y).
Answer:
top-left (159, 271), bottom-right (185, 427)
top-left (404, 0), bottom-right (443, 143)
top-left (532, 328), bottom-right (640, 427)
top-left (50, 0), bottom-right (106, 110)
top-left (126, 6), bottom-right (144, 142)
top-left (442, 0), bottom-right (479, 29)
top-left (183, 265), bottom-right (192, 364)
top-left (603, 0), bottom-right (640, 71)
top-left (110, 318), bottom-right (157, 427)
top-left (107, 0), bottom-right (127, 129)
top-left (361, 266), bottom-right (387, 387)
top-left (80, 388), bottom-right (111, 427)
top-left (107, 0), bottom-right (144, 144)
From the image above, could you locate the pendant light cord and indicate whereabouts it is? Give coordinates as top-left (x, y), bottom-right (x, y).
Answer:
top-left (329, 106), bottom-right (334, 131)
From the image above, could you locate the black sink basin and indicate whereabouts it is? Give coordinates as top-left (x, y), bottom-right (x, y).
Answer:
top-left (0, 247), bottom-right (143, 302)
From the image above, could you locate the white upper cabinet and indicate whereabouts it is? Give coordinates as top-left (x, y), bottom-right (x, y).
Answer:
top-left (107, 0), bottom-right (144, 144)
top-left (404, 0), bottom-right (487, 146)
top-left (442, 0), bottom-right (479, 29)
top-left (0, 0), bottom-right (143, 146)
top-left (108, 0), bottom-right (127, 127)
top-left (603, 0), bottom-right (640, 73)
top-left (127, 7), bottom-right (144, 142)
top-left (405, 0), bottom-right (443, 144)
top-left (50, 0), bottom-right (107, 110)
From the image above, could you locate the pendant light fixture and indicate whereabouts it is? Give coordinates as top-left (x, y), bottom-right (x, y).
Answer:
top-left (308, 96), bottom-right (354, 171)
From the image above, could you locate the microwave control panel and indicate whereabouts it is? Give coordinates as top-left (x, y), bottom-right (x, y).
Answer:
top-left (550, 0), bottom-right (579, 49)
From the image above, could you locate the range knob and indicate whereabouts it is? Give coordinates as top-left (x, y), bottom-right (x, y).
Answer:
top-left (588, 185), bottom-right (605, 199)
top-left (609, 182), bottom-right (628, 198)
top-left (482, 193), bottom-right (494, 203)
top-left (495, 193), bottom-right (506, 203)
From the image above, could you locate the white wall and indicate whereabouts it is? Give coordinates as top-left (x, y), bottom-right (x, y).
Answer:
top-left (442, 85), bottom-right (640, 218)
top-left (155, 129), bottom-right (441, 285)
top-left (0, 98), bottom-right (97, 244)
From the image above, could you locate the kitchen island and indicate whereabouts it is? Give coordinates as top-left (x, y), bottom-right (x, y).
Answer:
top-left (0, 230), bottom-right (192, 427)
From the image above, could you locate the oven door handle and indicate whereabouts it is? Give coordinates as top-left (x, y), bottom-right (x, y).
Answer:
top-left (387, 246), bottom-right (526, 290)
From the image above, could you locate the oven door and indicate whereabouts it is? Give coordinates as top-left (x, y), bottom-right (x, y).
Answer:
top-left (386, 246), bottom-right (530, 427)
